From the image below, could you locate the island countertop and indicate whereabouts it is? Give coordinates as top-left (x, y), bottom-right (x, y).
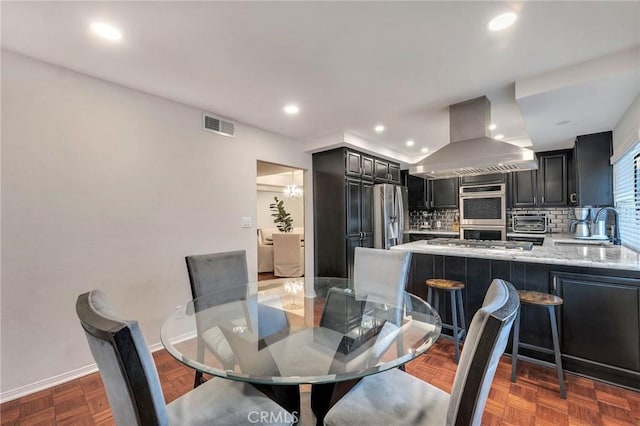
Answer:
top-left (391, 233), bottom-right (640, 272)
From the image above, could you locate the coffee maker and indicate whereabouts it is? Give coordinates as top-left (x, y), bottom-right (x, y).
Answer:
top-left (570, 207), bottom-right (591, 238)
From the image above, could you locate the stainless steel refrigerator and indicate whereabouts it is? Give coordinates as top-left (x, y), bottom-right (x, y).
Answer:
top-left (373, 184), bottom-right (409, 249)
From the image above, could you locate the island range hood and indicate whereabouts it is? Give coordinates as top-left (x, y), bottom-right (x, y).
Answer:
top-left (410, 96), bottom-right (538, 179)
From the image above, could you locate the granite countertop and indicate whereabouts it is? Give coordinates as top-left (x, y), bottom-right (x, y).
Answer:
top-left (391, 233), bottom-right (640, 271)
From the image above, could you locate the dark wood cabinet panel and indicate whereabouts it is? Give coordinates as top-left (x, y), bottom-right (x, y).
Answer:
top-left (345, 151), bottom-right (361, 177)
top-left (403, 171), bottom-right (428, 208)
top-left (511, 170), bottom-right (538, 207)
top-left (361, 181), bottom-right (374, 236)
top-left (389, 163), bottom-right (401, 184)
top-left (538, 152), bottom-right (568, 206)
top-left (346, 179), bottom-right (362, 237)
top-left (374, 159), bottom-right (389, 182)
top-left (361, 155), bottom-right (375, 180)
top-left (554, 272), bottom-right (640, 372)
top-left (430, 178), bottom-right (459, 209)
top-left (574, 132), bottom-right (613, 207)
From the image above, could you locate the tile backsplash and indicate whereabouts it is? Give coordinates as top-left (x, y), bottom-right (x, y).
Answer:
top-left (409, 209), bottom-right (459, 231)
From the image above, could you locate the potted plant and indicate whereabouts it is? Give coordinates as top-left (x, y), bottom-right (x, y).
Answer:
top-left (270, 196), bottom-right (293, 232)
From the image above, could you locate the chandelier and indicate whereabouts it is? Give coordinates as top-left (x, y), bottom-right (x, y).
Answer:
top-left (283, 171), bottom-right (303, 198)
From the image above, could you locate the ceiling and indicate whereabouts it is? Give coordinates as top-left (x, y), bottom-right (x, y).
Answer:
top-left (2, 2), bottom-right (639, 165)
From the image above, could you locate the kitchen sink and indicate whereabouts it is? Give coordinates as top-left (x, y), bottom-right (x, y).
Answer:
top-left (553, 239), bottom-right (614, 248)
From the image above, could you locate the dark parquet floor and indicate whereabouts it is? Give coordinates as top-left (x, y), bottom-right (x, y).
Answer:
top-left (2, 339), bottom-right (639, 425)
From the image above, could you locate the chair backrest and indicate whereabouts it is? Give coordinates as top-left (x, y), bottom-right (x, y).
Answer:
top-left (76, 290), bottom-right (168, 426)
top-left (446, 279), bottom-right (520, 426)
top-left (272, 234), bottom-right (304, 277)
top-left (185, 250), bottom-right (248, 306)
top-left (353, 247), bottom-right (412, 306)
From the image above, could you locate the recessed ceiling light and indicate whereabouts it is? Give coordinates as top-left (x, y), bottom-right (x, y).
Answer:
top-left (488, 123), bottom-right (497, 131)
top-left (488, 12), bottom-right (517, 32)
top-left (374, 125), bottom-right (385, 133)
top-left (421, 148), bottom-right (429, 153)
top-left (494, 134), bottom-right (505, 140)
top-left (555, 120), bottom-right (571, 126)
top-left (90, 22), bottom-right (122, 41)
top-left (283, 104), bottom-right (299, 115)
top-left (406, 140), bottom-right (415, 147)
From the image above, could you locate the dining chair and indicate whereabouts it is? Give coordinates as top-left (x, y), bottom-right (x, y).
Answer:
top-left (311, 247), bottom-right (411, 424)
top-left (185, 250), bottom-right (248, 387)
top-left (273, 233), bottom-right (304, 277)
top-left (76, 289), bottom-right (294, 426)
top-left (323, 279), bottom-right (520, 426)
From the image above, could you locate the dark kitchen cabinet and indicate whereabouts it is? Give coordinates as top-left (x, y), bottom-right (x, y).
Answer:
top-left (402, 170), bottom-right (429, 208)
top-left (573, 132), bottom-right (613, 207)
top-left (510, 170), bottom-right (538, 207)
top-left (374, 159), bottom-right (401, 183)
top-left (388, 163), bottom-right (401, 184)
top-left (314, 148), bottom-right (392, 278)
top-left (345, 179), bottom-right (374, 278)
top-left (538, 151), bottom-right (569, 207)
top-left (345, 150), bottom-right (374, 180)
top-left (429, 177), bottom-right (459, 209)
top-left (553, 272), bottom-right (640, 373)
top-left (407, 253), bottom-right (640, 389)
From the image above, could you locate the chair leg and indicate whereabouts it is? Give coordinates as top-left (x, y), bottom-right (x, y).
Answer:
top-left (193, 370), bottom-right (206, 388)
top-left (511, 307), bottom-right (521, 382)
top-left (456, 289), bottom-right (466, 339)
top-left (433, 290), bottom-right (439, 313)
top-left (548, 306), bottom-right (566, 399)
top-left (427, 287), bottom-right (432, 305)
top-left (450, 290), bottom-right (460, 363)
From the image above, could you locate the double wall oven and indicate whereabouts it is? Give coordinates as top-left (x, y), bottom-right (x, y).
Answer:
top-left (459, 183), bottom-right (506, 240)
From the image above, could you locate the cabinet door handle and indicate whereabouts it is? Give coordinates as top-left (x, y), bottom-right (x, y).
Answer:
top-left (541, 196), bottom-right (545, 204)
top-left (552, 276), bottom-right (557, 292)
top-left (570, 193), bottom-right (577, 203)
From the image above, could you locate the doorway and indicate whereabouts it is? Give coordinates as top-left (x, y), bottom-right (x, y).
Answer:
top-left (256, 160), bottom-right (305, 282)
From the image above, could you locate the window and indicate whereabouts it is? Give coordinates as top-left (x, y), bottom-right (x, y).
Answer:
top-left (614, 141), bottom-right (640, 252)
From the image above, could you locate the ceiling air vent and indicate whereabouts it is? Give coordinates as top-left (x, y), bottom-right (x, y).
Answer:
top-left (202, 113), bottom-right (235, 137)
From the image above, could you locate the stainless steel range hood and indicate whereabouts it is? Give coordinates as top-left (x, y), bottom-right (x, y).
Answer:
top-left (410, 96), bottom-right (538, 179)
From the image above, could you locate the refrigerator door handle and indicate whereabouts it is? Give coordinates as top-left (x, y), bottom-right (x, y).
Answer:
top-left (396, 185), bottom-right (406, 245)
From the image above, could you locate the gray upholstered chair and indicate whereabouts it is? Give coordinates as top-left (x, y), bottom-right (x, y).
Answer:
top-left (353, 247), bottom-right (412, 306)
top-left (311, 247), bottom-right (412, 423)
top-left (76, 289), bottom-right (294, 426)
top-left (323, 279), bottom-right (520, 426)
top-left (185, 250), bottom-right (248, 387)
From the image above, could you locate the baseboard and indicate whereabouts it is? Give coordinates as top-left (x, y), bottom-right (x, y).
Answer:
top-left (0, 330), bottom-right (196, 404)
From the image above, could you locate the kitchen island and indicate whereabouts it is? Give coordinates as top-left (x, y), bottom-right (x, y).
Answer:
top-left (392, 235), bottom-right (640, 390)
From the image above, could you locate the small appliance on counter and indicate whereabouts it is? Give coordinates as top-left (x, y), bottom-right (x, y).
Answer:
top-left (570, 207), bottom-right (591, 238)
top-left (512, 214), bottom-right (547, 234)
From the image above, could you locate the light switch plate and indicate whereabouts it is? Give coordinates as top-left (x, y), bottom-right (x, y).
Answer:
top-left (241, 217), bottom-right (252, 228)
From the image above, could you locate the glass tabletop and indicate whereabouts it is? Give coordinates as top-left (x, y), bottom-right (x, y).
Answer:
top-left (161, 277), bottom-right (441, 385)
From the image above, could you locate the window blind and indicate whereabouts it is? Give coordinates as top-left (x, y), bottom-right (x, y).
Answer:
top-left (614, 141), bottom-right (640, 252)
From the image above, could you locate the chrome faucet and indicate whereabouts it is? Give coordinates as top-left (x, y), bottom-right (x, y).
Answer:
top-left (595, 207), bottom-right (621, 245)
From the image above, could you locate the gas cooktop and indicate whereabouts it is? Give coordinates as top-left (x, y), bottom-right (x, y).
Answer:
top-left (424, 238), bottom-right (534, 251)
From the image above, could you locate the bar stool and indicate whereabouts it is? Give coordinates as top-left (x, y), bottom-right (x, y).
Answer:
top-left (511, 290), bottom-right (566, 399)
top-left (426, 278), bottom-right (466, 363)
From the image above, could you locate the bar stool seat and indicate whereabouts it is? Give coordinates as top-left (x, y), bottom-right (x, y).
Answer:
top-left (511, 290), bottom-right (566, 399)
top-left (426, 278), bottom-right (466, 363)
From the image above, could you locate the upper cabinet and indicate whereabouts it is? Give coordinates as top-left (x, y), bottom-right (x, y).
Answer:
top-left (345, 150), bottom-right (374, 180)
top-left (508, 150), bottom-right (570, 208)
top-left (430, 177), bottom-right (459, 209)
top-left (572, 131), bottom-right (613, 207)
top-left (510, 169), bottom-right (538, 207)
top-left (402, 170), bottom-right (429, 208)
top-left (374, 158), bottom-right (401, 184)
top-left (537, 151), bottom-right (569, 207)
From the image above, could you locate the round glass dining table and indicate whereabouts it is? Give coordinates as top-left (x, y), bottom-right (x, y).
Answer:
top-left (161, 277), bottom-right (442, 386)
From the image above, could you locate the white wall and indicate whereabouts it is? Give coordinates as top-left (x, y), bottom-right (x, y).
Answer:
top-left (257, 191), bottom-right (304, 230)
top-left (612, 95), bottom-right (640, 161)
top-left (0, 51), bottom-right (313, 397)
